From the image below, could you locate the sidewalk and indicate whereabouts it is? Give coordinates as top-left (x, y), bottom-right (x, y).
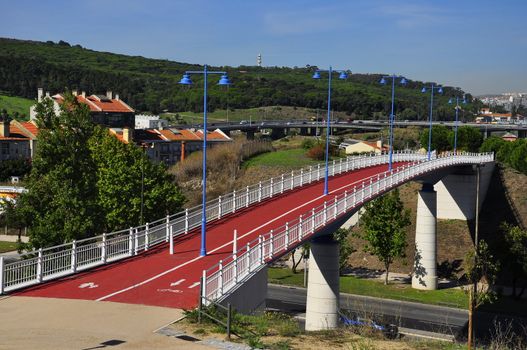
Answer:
top-left (0, 296), bottom-right (210, 350)
top-left (0, 234), bottom-right (29, 243)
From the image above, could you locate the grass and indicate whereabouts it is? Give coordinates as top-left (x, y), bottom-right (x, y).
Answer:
top-left (268, 267), bottom-right (469, 309)
top-left (0, 241), bottom-right (18, 253)
top-left (0, 94), bottom-right (34, 120)
top-left (243, 148), bottom-right (320, 169)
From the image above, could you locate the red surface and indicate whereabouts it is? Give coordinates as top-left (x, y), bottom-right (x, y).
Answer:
top-left (17, 163), bottom-right (401, 309)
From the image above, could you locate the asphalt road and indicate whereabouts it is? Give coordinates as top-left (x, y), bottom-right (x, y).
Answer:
top-left (267, 284), bottom-right (467, 336)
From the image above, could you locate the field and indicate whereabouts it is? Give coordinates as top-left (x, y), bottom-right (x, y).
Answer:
top-left (0, 94), bottom-right (34, 120)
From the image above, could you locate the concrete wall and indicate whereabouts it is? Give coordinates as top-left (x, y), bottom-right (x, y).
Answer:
top-left (435, 162), bottom-right (495, 220)
top-left (219, 266), bottom-right (267, 314)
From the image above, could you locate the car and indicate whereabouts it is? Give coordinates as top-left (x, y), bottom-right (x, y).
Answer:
top-left (340, 314), bottom-right (399, 339)
top-left (239, 120), bottom-right (248, 125)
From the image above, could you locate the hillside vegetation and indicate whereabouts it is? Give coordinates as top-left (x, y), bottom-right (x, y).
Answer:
top-left (0, 38), bottom-right (481, 119)
top-left (0, 94), bottom-right (34, 119)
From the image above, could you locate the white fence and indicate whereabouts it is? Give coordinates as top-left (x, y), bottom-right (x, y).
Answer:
top-left (201, 152), bottom-right (494, 304)
top-left (0, 150), bottom-right (435, 294)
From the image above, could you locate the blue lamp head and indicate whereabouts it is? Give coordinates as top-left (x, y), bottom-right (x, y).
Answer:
top-left (421, 87), bottom-right (427, 93)
top-left (448, 98), bottom-right (453, 104)
top-left (379, 77), bottom-right (387, 85)
top-left (339, 71), bottom-right (348, 80)
top-left (462, 98), bottom-right (467, 104)
top-left (438, 87), bottom-right (444, 94)
top-left (218, 74), bottom-right (232, 86)
top-left (179, 74), bottom-right (193, 85)
top-left (312, 71), bottom-right (321, 79)
top-left (400, 77), bottom-right (407, 85)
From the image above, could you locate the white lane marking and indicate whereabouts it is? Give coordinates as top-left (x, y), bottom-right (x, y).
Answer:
top-left (157, 289), bottom-right (182, 294)
top-left (96, 168), bottom-right (386, 301)
top-left (79, 282), bottom-right (99, 289)
top-left (188, 282), bottom-right (200, 289)
top-left (170, 279), bottom-right (185, 287)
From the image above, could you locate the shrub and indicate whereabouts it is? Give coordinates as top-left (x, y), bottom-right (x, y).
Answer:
top-left (306, 144), bottom-right (325, 160)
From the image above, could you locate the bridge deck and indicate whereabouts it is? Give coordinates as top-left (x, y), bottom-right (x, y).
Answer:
top-left (17, 164), bottom-right (395, 309)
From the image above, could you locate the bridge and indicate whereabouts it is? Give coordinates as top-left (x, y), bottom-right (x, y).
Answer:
top-left (187, 120), bottom-right (527, 139)
top-left (0, 151), bottom-right (494, 330)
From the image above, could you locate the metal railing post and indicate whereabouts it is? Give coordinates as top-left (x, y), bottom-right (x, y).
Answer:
top-left (37, 248), bottom-right (43, 282)
top-left (102, 233), bottom-right (107, 263)
top-left (269, 230), bottom-right (274, 259)
top-left (185, 209), bottom-right (189, 234)
top-left (311, 208), bottom-right (315, 230)
top-left (323, 202), bottom-right (327, 223)
top-left (169, 224), bottom-right (174, 255)
top-left (201, 270), bottom-right (207, 304)
top-left (144, 223), bottom-right (149, 251)
top-left (134, 228), bottom-right (139, 255)
top-left (232, 190), bottom-right (237, 213)
top-left (246, 186), bottom-right (249, 207)
top-left (227, 303), bottom-right (232, 340)
top-left (285, 222), bottom-right (289, 250)
top-left (71, 240), bottom-right (77, 272)
top-left (334, 197), bottom-right (338, 219)
top-left (246, 243), bottom-right (251, 274)
top-left (219, 260), bottom-right (223, 295)
top-left (300, 169), bottom-right (304, 186)
top-left (129, 227), bottom-right (133, 256)
top-left (258, 235), bottom-right (263, 265)
top-left (332, 159), bottom-right (336, 176)
top-left (233, 229), bottom-right (238, 283)
top-left (317, 164), bottom-right (321, 180)
top-left (258, 181), bottom-right (262, 202)
top-left (299, 215), bottom-right (303, 240)
top-left (165, 215), bottom-right (170, 242)
top-left (270, 178), bottom-right (274, 197)
top-left (218, 196), bottom-right (222, 219)
top-left (339, 158), bottom-right (343, 173)
top-left (344, 191), bottom-right (348, 209)
top-left (309, 166), bottom-right (313, 183)
top-left (281, 174), bottom-right (284, 193)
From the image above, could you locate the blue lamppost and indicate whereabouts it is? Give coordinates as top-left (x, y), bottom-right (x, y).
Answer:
top-left (312, 67), bottom-right (349, 195)
top-left (448, 96), bottom-right (467, 154)
top-left (421, 84), bottom-right (443, 160)
top-left (379, 75), bottom-right (407, 171)
top-left (179, 65), bottom-right (232, 256)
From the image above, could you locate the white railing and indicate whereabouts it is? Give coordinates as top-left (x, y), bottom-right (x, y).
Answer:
top-left (201, 152), bottom-right (494, 304)
top-left (0, 150), bottom-right (428, 294)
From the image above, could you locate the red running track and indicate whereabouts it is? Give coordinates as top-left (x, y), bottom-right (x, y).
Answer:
top-left (17, 163), bottom-right (399, 309)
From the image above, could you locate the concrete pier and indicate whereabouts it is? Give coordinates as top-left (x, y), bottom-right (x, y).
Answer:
top-left (412, 183), bottom-right (438, 290)
top-left (305, 235), bottom-right (340, 330)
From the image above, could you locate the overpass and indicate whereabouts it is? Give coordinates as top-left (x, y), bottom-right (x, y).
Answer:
top-left (184, 120), bottom-right (527, 139)
top-left (0, 151), bottom-right (494, 331)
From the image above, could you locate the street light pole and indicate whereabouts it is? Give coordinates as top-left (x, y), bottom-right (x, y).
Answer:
top-left (312, 67), bottom-right (349, 195)
top-left (380, 75), bottom-right (407, 170)
top-left (422, 84), bottom-right (444, 160)
top-left (179, 65), bottom-right (232, 256)
top-left (449, 96), bottom-right (467, 154)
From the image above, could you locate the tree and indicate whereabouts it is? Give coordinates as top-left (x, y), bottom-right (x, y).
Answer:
top-left (357, 189), bottom-right (411, 284)
top-left (463, 240), bottom-right (499, 349)
top-left (89, 128), bottom-right (185, 231)
top-left (451, 126), bottom-right (483, 152)
top-left (15, 93), bottom-right (101, 248)
top-left (419, 125), bottom-right (451, 154)
top-left (499, 224), bottom-right (527, 299)
top-left (333, 228), bottom-right (354, 273)
top-left (479, 136), bottom-right (506, 154)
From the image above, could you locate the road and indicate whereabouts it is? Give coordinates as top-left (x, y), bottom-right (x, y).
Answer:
top-left (267, 284), bottom-right (467, 336)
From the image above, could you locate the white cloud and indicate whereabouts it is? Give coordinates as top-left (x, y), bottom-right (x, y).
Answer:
top-left (378, 3), bottom-right (452, 29)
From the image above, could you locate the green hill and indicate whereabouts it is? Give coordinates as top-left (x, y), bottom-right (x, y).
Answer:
top-left (0, 37), bottom-right (481, 119)
top-left (0, 94), bottom-right (34, 120)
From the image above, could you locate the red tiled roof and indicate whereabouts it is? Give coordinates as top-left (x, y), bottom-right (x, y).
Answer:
top-left (363, 141), bottom-right (389, 151)
top-left (0, 123), bottom-right (30, 141)
top-left (195, 129), bottom-right (231, 141)
top-left (16, 121), bottom-right (39, 137)
top-left (53, 94), bottom-right (134, 113)
top-left (159, 129), bottom-right (201, 141)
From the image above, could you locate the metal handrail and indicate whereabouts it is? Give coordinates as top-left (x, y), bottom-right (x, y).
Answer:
top-left (200, 152), bottom-right (494, 304)
top-left (0, 150), bottom-right (432, 294)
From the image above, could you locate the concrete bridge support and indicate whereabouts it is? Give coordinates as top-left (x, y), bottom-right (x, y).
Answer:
top-left (305, 235), bottom-right (340, 331)
top-left (245, 130), bottom-right (255, 140)
top-left (309, 127), bottom-right (317, 136)
top-left (412, 183), bottom-right (438, 290)
top-left (300, 127), bottom-right (308, 136)
top-left (435, 163), bottom-right (494, 220)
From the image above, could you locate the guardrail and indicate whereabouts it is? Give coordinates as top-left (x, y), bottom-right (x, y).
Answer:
top-left (201, 152), bottom-right (494, 304)
top-left (0, 150), bottom-right (427, 294)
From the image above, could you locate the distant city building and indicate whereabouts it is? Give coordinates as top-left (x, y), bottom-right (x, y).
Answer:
top-left (479, 93), bottom-right (527, 111)
top-left (135, 114), bottom-right (169, 129)
top-left (30, 88), bottom-right (135, 128)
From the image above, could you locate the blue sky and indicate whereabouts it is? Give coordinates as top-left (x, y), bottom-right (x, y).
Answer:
top-left (1, 0), bottom-right (526, 95)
